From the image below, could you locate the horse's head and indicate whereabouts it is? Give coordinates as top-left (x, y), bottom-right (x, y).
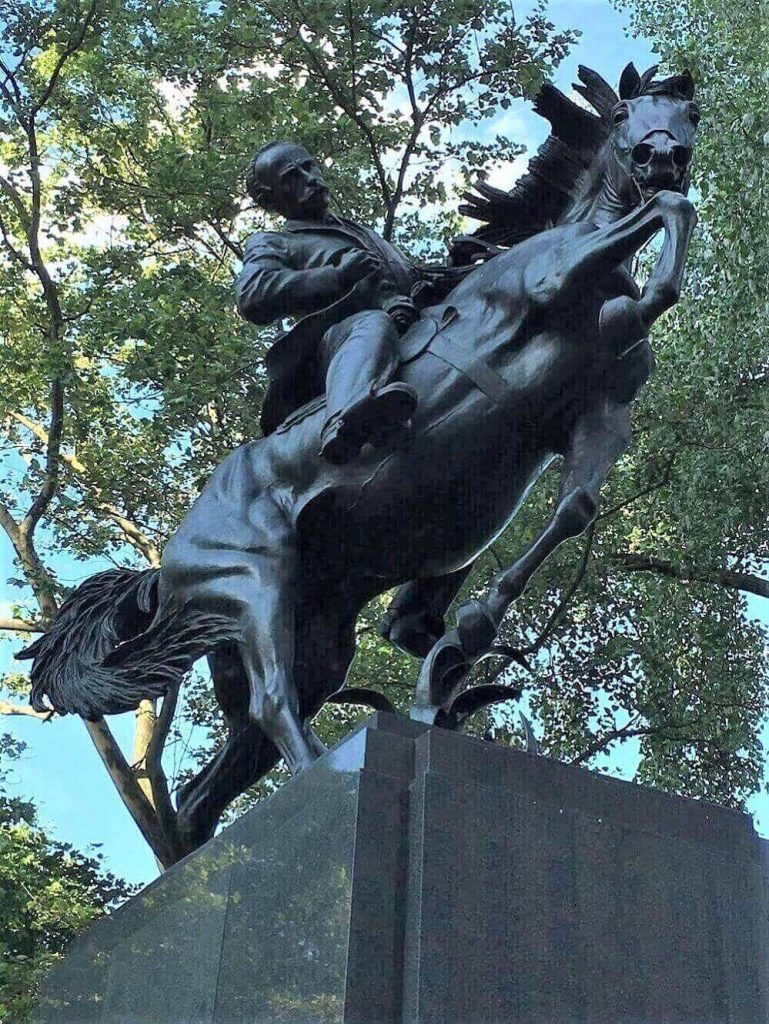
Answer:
top-left (609, 64), bottom-right (700, 206)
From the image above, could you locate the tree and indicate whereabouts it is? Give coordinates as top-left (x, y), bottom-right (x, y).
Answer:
top-left (0, 733), bottom-right (132, 1023)
top-left (2, 0), bottom-right (766, 876)
top-left (0, 0), bottom-right (576, 865)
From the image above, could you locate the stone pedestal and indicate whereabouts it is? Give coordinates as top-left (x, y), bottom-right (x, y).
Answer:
top-left (39, 714), bottom-right (769, 1023)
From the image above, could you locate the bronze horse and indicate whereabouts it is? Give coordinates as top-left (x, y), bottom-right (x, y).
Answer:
top-left (20, 64), bottom-right (700, 853)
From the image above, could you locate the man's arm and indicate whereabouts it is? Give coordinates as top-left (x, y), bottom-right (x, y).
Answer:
top-left (235, 232), bottom-right (381, 326)
top-left (235, 232), bottom-right (345, 325)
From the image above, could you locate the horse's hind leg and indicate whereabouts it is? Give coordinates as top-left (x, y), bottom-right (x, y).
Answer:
top-left (379, 564), bottom-right (474, 658)
top-left (418, 401), bottom-right (632, 711)
top-left (176, 599), bottom-right (360, 854)
top-left (175, 643), bottom-right (281, 855)
top-left (236, 514), bottom-right (317, 776)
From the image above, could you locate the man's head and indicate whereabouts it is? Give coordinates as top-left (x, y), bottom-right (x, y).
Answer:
top-left (246, 141), bottom-right (330, 221)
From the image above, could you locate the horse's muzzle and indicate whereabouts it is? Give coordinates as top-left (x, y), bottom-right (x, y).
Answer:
top-left (631, 131), bottom-right (691, 199)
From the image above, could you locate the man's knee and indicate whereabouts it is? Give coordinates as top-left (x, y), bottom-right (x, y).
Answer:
top-left (326, 310), bottom-right (396, 352)
top-left (352, 308), bottom-right (394, 333)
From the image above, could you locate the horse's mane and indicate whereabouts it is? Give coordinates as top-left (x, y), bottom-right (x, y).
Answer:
top-left (458, 63), bottom-right (695, 251)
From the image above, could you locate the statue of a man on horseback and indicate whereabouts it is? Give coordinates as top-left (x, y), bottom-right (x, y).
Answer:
top-left (19, 62), bottom-right (701, 856)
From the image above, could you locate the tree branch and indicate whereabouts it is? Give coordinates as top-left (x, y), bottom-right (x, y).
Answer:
top-left (276, 0), bottom-right (393, 209)
top-left (84, 717), bottom-right (178, 869)
top-left (11, 411), bottom-right (162, 567)
top-left (207, 220), bottom-right (243, 261)
top-left (145, 685), bottom-right (182, 859)
top-left (0, 211), bottom-right (34, 270)
top-left (570, 722), bottom-right (651, 765)
top-left (523, 522), bottom-right (595, 656)
top-left (0, 496), bottom-right (57, 621)
top-left (0, 700), bottom-right (54, 720)
top-left (0, 618), bottom-right (44, 633)
top-left (21, 379), bottom-right (64, 539)
top-left (597, 452), bottom-right (676, 521)
top-left (0, 57), bottom-right (22, 106)
top-left (30, 0), bottom-right (100, 116)
top-left (0, 171), bottom-right (30, 230)
top-left (611, 553), bottom-right (769, 599)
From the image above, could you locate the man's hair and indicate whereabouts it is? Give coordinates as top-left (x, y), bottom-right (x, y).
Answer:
top-left (245, 140), bottom-right (288, 209)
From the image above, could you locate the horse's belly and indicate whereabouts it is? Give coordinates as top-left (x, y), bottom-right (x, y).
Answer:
top-left (276, 324), bottom-right (586, 581)
top-left (295, 366), bottom-right (550, 580)
top-left (356, 443), bottom-right (546, 576)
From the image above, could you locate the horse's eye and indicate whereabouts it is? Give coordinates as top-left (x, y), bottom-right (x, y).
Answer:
top-left (689, 106), bottom-right (701, 127)
top-left (613, 106), bottom-right (629, 126)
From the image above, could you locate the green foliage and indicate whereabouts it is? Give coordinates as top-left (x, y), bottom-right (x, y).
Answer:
top-left (0, 0), bottom-right (575, 577)
top-left (0, 735), bottom-right (133, 1023)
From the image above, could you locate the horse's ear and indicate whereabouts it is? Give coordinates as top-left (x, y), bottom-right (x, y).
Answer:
top-left (679, 68), bottom-right (695, 100)
top-left (619, 62), bottom-right (641, 100)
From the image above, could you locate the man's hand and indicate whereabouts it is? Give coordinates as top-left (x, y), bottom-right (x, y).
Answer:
top-left (337, 250), bottom-right (383, 288)
top-left (383, 295), bottom-right (418, 333)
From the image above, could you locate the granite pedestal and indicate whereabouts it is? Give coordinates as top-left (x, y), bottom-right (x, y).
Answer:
top-left (38, 713), bottom-right (769, 1023)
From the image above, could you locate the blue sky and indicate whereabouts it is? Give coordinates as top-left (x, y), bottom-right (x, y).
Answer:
top-left (2, 0), bottom-right (767, 889)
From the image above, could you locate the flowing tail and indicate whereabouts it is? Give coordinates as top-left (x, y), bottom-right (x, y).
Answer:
top-left (16, 568), bottom-right (239, 720)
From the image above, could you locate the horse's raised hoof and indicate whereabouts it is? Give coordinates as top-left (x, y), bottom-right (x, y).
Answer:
top-left (418, 632), bottom-right (473, 707)
top-left (454, 599), bottom-right (498, 656)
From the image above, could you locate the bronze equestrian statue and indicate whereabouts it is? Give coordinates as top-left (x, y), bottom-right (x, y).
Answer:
top-left (19, 64), bottom-right (700, 854)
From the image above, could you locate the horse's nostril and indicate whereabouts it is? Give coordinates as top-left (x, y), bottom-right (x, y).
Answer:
top-left (632, 143), bottom-right (654, 166)
top-left (672, 145), bottom-right (691, 168)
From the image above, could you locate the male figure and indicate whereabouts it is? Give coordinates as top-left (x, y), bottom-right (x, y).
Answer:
top-left (236, 140), bottom-right (420, 463)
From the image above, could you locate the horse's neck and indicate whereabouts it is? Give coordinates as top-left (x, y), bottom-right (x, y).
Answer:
top-left (571, 167), bottom-right (640, 279)
top-left (566, 148), bottom-right (638, 230)
top-left (582, 176), bottom-right (634, 227)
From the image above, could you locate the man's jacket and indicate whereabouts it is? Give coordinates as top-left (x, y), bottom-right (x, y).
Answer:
top-left (236, 215), bottom-right (417, 434)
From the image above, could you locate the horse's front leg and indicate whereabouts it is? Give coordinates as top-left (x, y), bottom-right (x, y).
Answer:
top-left (526, 190), bottom-right (697, 348)
top-left (415, 402), bottom-right (632, 720)
top-left (600, 193), bottom-right (698, 350)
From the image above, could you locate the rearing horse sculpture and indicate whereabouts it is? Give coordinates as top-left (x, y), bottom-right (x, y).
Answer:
top-left (19, 63), bottom-right (700, 854)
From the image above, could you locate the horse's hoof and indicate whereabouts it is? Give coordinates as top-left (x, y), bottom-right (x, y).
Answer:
top-left (454, 600), bottom-right (498, 657)
top-left (417, 631), bottom-right (472, 707)
top-left (379, 608), bottom-right (445, 658)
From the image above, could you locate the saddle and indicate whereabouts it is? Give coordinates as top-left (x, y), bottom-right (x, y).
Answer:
top-left (273, 303), bottom-right (511, 438)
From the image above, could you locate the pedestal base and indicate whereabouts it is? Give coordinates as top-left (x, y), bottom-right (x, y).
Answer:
top-left (39, 714), bottom-right (769, 1023)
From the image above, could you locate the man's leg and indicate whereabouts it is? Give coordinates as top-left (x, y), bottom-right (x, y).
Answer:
top-left (319, 310), bottom-right (417, 463)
